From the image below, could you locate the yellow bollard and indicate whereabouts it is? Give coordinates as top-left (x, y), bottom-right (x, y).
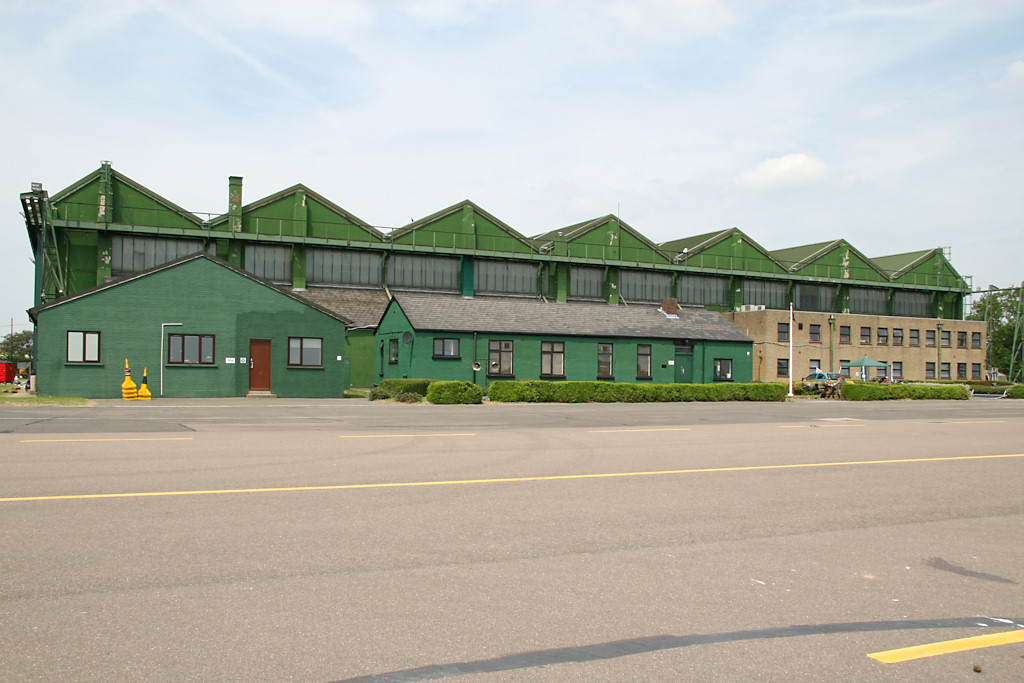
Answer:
top-left (138, 367), bottom-right (152, 400)
top-left (121, 359), bottom-right (137, 400)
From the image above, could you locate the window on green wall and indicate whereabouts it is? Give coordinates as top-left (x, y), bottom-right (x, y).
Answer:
top-left (793, 283), bottom-right (837, 312)
top-left (288, 337), bottom-right (322, 367)
top-left (713, 358), bottom-right (733, 381)
top-left (389, 339), bottom-right (399, 364)
top-left (620, 270), bottom-right (672, 303)
top-left (433, 338), bottom-right (461, 359)
top-left (636, 344), bottom-right (652, 380)
top-left (67, 331), bottom-right (100, 363)
top-left (307, 249), bottom-right (381, 285)
top-left (111, 235), bottom-right (203, 273)
top-left (849, 287), bottom-right (888, 315)
top-left (488, 340), bottom-right (513, 376)
top-left (677, 274), bottom-right (729, 306)
top-left (475, 260), bottom-right (537, 295)
top-left (540, 341), bottom-right (564, 377)
top-left (742, 279), bottom-right (787, 309)
top-left (893, 290), bottom-right (930, 317)
top-left (244, 244), bottom-right (292, 281)
top-left (570, 266), bottom-right (604, 299)
top-left (169, 334), bottom-right (215, 365)
top-left (597, 343), bottom-right (614, 379)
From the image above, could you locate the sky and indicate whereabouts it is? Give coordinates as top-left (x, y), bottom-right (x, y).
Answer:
top-left (2, 0), bottom-right (1022, 335)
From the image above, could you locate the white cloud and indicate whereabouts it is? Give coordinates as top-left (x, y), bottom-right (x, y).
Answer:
top-left (738, 154), bottom-right (831, 190)
top-left (1002, 59), bottom-right (1024, 90)
top-left (601, 0), bottom-right (737, 38)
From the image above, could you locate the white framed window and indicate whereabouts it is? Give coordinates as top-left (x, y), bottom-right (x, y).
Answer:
top-left (289, 337), bottom-right (323, 367)
top-left (67, 331), bottom-right (100, 363)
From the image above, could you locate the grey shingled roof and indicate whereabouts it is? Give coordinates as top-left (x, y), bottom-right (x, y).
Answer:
top-left (391, 292), bottom-right (752, 342)
top-left (299, 286), bottom-right (391, 328)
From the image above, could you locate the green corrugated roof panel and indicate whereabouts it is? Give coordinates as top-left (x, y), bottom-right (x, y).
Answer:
top-left (661, 228), bottom-right (784, 274)
top-left (769, 241), bottom-right (840, 268)
top-left (51, 166), bottom-right (203, 230)
top-left (208, 184), bottom-right (382, 242)
top-left (874, 249), bottom-right (966, 288)
top-left (871, 249), bottom-right (939, 277)
top-left (658, 229), bottom-right (735, 255)
top-left (772, 239), bottom-right (888, 282)
top-left (531, 215), bottom-right (670, 264)
top-left (390, 200), bottom-right (537, 253)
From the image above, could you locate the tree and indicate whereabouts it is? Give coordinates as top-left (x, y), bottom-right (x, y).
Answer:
top-left (0, 329), bottom-right (33, 364)
top-left (968, 285), bottom-right (1023, 382)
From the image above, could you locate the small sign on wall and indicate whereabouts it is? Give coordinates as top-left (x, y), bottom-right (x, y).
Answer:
top-left (225, 357), bottom-right (236, 364)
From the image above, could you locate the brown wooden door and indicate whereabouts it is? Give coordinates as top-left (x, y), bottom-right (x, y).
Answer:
top-left (249, 339), bottom-right (272, 391)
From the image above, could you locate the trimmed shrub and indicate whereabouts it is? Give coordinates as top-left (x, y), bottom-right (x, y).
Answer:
top-left (369, 378), bottom-right (435, 400)
top-left (971, 384), bottom-right (1013, 395)
top-left (1006, 384), bottom-right (1024, 399)
top-left (841, 382), bottom-right (969, 401)
top-left (743, 383), bottom-right (789, 402)
top-left (426, 381), bottom-right (483, 404)
top-left (485, 381), bottom-right (788, 403)
top-left (393, 392), bottom-right (422, 403)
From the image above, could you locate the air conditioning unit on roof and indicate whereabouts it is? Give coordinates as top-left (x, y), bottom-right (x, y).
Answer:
top-left (739, 304), bottom-right (766, 312)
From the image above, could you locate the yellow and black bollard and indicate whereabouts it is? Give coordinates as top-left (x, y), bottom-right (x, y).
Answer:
top-left (138, 367), bottom-right (152, 400)
top-left (121, 359), bottom-right (138, 400)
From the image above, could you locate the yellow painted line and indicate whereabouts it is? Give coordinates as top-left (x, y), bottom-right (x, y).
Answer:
top-left (338, 433), bottom-right (476, 439)
top-left (20, 437), bottom-right (194, 443)
top-left (1, 453), bottom-right (1021, 504)
top-left (868, 628), bottom-right (1024, 663)
top-left (589, 428), bottom-right (690, 433)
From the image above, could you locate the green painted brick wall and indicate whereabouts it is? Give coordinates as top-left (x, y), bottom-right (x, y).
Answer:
top-left (375, 303), bottom-right (752, 389)
top-left (35, 258), bottom-right (349, 398)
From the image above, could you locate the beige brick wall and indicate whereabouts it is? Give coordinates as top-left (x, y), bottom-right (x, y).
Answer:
top-left (726, 310), bottom-right (988, 383)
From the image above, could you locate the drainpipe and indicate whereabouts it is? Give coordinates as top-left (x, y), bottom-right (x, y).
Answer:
top-left (160, 322), bottom-right (182, 396)
top-left (828, 314), bottom-right (836, 373)
top-left (937, 320), bottom-right (943, 379)
top-left (787, 302), bottom-right (794, 397)
top-left (472, 331), bottom-right (479, 386)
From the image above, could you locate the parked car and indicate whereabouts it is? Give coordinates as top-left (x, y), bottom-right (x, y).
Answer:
top-left (802, 372), bottom-right (843, 394)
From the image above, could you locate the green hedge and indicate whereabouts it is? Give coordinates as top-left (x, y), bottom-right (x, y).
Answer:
top-left (840, 382), bottom-right (969, 401)
top-left (426, 381), bottom-right (484, 404)
top-left (970, 384), bottom-right (1013, 395)
top-left (1006, 385), bottom-right (1024, 399)
top-left (369, 378), bottom-right (435, 400)
top-left (487, 381), bottom-right (787, 403)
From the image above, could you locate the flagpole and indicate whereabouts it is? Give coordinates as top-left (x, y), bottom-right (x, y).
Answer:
top-left (788, 301), bottom-right (794, 397)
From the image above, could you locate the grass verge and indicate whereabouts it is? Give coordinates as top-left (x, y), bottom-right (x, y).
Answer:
top-left (0, 395), bottom-right (91, 406)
